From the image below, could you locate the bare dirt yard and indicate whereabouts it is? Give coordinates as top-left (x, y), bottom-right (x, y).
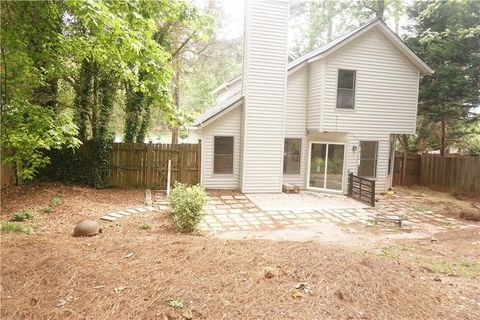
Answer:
top-left (1, 183), bottom-right (479, 319)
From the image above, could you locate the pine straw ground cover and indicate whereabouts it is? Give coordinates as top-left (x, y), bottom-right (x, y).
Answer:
top-left (1, 183), bottom-right (479, 319)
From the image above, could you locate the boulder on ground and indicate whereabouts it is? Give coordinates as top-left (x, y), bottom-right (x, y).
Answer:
top-left (459, 209), bottom-right (480, 221)
top-left (73, 219), bottom-right (101, 237)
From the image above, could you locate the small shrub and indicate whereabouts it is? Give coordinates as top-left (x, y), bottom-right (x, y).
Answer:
top-left (141, 222), bottom-right (151, 230)
top-left (10, 210), bottom-right (33, 222)
top-left (0, 221), bottom-right (34, 234)
top-left (50, 196), bottom-right (62, 207)
top-left (41, 206), bottom-right (53, 214)
top-left (168, 182), bottom-right (207, 233)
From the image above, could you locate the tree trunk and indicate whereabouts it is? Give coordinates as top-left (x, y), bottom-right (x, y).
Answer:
top-left (440, 118), bottom-right (446, 156)
top-left (171, 68), bottom-right (180, 144)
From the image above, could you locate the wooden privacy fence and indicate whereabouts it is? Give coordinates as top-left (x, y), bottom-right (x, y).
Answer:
top-left (1, 163), bottom-right (16, 189)
top-left (348, 173), bottom-right (376, 206)
top-left (393, 152), bottom-right (480, 195)
top-left (108, 143), bottom-right (201, 189)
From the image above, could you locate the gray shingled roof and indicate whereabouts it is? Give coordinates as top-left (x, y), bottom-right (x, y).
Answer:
top-left (194, 93), bottom-right (243, 127)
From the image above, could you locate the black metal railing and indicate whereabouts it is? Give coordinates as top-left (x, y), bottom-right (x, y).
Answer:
top-left (348, 173), bottom-right (375, 207)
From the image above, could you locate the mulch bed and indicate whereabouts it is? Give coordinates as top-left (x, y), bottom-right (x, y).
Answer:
top-left (1, 184), bottom-right (479, 319)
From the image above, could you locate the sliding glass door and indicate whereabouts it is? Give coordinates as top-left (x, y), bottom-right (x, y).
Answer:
top-left (308, 142), bottom-right (345, 191)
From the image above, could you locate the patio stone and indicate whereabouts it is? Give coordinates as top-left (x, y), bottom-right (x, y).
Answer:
top-left (107, 212), bottom-right (124, 219)
top-left (220, 195), bottom-right (234, 200)
top-left (125, 209), bottom-right (138, 214)
top-left (101, 215), bottom-right (117, 222)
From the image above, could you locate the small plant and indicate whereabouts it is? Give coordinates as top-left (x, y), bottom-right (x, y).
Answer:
top-left (0, 221), bottom-right (34, 234)
top-left (10, 210), bottom-right (33, 222)
top-left (168, 182), bottom-right (207, 233)
top-left (50, 196), bottom-right (62, 207)
top-left (167, 298), bottom-right (184, 310)
top-left (41, 196), bottom-right (62, 214)
top-left (141, 222), bottom-right (151, 230)
top-left (42, 207), bottom-right (53, 214)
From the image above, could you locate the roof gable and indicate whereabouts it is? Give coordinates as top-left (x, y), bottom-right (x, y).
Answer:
top-left (289, 19), bottom-right (433, 75)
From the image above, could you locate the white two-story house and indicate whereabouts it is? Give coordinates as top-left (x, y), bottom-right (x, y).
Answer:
top-left (193, 0), bottom-right (433, 194)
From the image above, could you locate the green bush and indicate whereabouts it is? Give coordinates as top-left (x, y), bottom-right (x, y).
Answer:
top-left (11, 210), bottom-right (33, 222)
top-left (168, 182), bottom-right (207, 233)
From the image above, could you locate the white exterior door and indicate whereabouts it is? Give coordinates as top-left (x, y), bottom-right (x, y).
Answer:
top-left (307, 142), bottom-right (345, 192)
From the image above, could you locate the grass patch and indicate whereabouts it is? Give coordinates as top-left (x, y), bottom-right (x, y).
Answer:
top-left (41, 196), bottom-right (62, 214)
top-left (412, 205), bottom-right (431, 212)
top-left (0, 221), bottom-right (34, 234)
top-left (10, 210), bottom-right (34, 222)
top-left (427, 258), bottom-right (480, 278)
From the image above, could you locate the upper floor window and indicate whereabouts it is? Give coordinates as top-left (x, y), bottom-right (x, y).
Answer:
top-left (358, 141), bottom-right (378, 178)
top-left (214, 136), bottom-right (234, 174)
top-left (283, 138), bottom-right (301, 174)
top-left (337, 69), bottom-right (356, 109)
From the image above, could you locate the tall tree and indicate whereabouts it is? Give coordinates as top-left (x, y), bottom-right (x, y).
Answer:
top-left (405, 0), bottom-right (480, 155)
top-left (1, 1), bottom-right (80, 180)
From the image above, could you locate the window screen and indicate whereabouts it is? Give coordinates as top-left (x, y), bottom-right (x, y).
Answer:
top-left (283, 138), bottom-right (301, 174)
top-left (214, 136), bottom-right (234, 174)
top-left (358, 141), bottom-right (378, 177)
top-left (337, 69), bottom-right (356, 109)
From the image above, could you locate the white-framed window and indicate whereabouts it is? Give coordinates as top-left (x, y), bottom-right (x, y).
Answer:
top-left (336, 69), bottom-right (356, 109)
top-left (283, 138), bottom-right (301, 174)
top-left (358, 141), bottom-right (378, 178)
top-left (214, 136), bottom-right (234, 174)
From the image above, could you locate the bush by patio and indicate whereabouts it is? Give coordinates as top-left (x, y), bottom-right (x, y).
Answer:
top-left (168, 183), bottom-right (207, 233)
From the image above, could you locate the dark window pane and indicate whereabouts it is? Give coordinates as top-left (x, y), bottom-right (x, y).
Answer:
top-left (283, 138), bottom-right (301, 174)
top-left (214, 136), bottom-right (233, 174)
top-left (337, 69), bottom-right (356, 109)
top-left (358, 141), bottom-right (378, 178)
top-left (337, 89), bottom-right (354, 109)
top-left (338, 70), bottom-right (355, 89)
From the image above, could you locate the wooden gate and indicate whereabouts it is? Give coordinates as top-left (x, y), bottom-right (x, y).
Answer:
top-left (348, 173), bottom-right (376, 206)
top-left (108, 142), bottom-right (201, 188)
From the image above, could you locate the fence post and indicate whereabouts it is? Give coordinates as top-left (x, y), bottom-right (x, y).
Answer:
top-left (401, 152), bottom-right (407, 186)
top-left (348, 172), bottom-right (353, 196)
top-left (197, 140), bottom-right (202, 185)
top-left (370, 179), bottom-right (376, 207)
top-left (146, 142), bottom-right (152, 188)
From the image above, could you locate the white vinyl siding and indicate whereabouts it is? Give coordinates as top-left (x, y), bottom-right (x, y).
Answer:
top-left (307, 61), bottom-right (323, 130)
top-left (241, 0), bottom-right (288, 193)
top-left (322, 28), bottom-right (419, 135)
top-left (283, 67), bottom-right (308, 186)
top-left (306, 27), bottom-right (420, 192)
top-left (201, 106), bottom-right (242, 189)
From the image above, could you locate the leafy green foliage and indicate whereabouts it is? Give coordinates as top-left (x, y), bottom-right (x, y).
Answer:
top-left (2, 0), bottom-right (208, 183)
top-left (0, 221), bottom-right (34, 234)
top-left (168, 182), bottom-right (207, 233)
top-left (10, 210), bottom-right (33, 222)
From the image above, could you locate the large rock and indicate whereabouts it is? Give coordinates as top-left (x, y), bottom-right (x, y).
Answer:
top-left (73, 219), bottom-right (100, 237)
top-left (459, 209), bottom-right (480, 221)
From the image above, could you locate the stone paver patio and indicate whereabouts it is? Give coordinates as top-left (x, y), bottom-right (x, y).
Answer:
top-left (198, 194), bottom-right (373, 232)
top-left (104, 190), bottom-right (477, 236)
top-left (196, 191), bottom-right (477, 234)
